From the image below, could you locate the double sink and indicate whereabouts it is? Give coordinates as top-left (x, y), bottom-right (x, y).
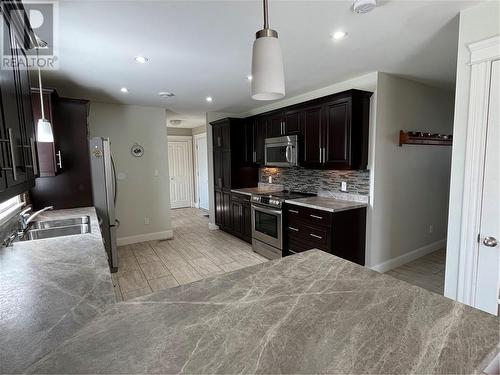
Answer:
top-left (20, 216), bottom-right (91, 241)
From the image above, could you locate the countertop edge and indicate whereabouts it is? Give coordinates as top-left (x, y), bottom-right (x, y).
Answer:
top-left (284, 199), bottom-right (368, 212)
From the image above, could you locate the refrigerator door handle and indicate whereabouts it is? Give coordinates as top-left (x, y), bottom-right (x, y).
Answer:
top-left (110, 153), bottom-right (118, 205)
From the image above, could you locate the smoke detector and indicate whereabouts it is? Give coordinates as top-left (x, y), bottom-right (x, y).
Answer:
top-left (352, 0), bottom-right (376, 14)
top-left (159, 91), bottom-right (175, 98)
top-left (169, 119), bottom-right (182, 126)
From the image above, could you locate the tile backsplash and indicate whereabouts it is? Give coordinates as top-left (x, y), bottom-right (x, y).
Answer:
top-left (259, 167), bottom-right (370, 196)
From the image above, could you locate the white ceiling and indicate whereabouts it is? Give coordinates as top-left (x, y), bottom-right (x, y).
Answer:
top-left (42, 0), bottom-right (478, 128)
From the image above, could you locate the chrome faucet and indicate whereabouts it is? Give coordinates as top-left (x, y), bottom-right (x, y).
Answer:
top-left (18, 206), bottom-right (53, 233)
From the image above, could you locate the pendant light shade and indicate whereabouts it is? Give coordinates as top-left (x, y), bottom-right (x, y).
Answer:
top-left (36, 47), bottom-right (54, 142)
top-left (251, 0), bottom-right (285, 101)
top-left (37, 118), bottom-right (54, 142)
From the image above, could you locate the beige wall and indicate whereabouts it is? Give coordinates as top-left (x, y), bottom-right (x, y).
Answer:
top-left (89, 102), bottom-right (172, 244)
top-left (369, 73), bottom-right (454, 269)
top-left (445, 0), bottom-right (500, 299)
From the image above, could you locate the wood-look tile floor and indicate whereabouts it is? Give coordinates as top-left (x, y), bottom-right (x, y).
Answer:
top-left (385, 249), bottom-right (446, 295)
top-left (112, 208), bottom-right (268, 301)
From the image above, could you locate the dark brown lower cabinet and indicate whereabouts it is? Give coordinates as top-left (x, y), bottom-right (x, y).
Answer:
top-left (229, 192), bottom-right (252, 243)
top-left (284, 204), bottom-right (366, 265)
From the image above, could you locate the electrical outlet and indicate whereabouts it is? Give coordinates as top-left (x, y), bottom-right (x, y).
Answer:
top-left (429, 225), bottom-right (433, 234)
top-left (340, 181), bottom-right (348, 192)
top-left (144, 217), bottom-right (150, 225)
top-left (268, 176), bottom-right (272, 184)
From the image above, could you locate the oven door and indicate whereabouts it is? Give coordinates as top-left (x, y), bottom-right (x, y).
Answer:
top-left (251, 204), bottom-right (282, 250)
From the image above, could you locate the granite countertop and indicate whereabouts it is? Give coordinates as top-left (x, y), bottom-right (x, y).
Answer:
top-left (0, 207), bottom-right (115, 374)
top-left (286, 196), bottom-right (368, 212)
top-left (231, 186), bottom-right (283, 196)
top-left (27, 250), bottom-right (498, 374)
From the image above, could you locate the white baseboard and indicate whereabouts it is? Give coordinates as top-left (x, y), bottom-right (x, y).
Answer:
top-left (208, 223), bottom-right (219, 230)
top-left (117, 230), bottom-right (174, 246)
top-left (370, 239), bottom-right (446, 273)
top-left (194, 202), bottom-right (199, 208)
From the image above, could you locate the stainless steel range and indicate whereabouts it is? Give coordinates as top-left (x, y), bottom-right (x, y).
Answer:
top-left (251, 191), bottom-right (314, 259)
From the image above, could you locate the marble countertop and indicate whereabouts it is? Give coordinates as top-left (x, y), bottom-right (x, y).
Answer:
top-left (285, 196), bottom-right (368, 212)
top-left (231, 186), bottom-right (283, 196)
top-left (28, 250), bottom-right (498, 374)
top-left (0, 207), bottom-right (115, 374)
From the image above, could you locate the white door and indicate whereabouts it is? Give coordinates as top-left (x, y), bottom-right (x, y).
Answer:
top-left (475, 60), bottom-right (500, 315)
top-left (195, 136), bottom-right (209, 210)
top-left (168, 140), bottom-right (192, 209)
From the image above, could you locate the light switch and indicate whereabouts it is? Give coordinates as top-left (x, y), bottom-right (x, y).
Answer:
top-left (117, 172), bottom-right (126, 180)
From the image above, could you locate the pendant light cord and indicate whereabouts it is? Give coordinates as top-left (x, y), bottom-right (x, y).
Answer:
top-left (37, 48), bottom-right (45, 119)
top-left (263, 0), bottom-right (269, 29)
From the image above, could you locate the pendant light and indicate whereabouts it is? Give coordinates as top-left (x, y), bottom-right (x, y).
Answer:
top-left (251, 0), bottom-right (285, 101)
top-left (36, 47), bottom-right (54, 142)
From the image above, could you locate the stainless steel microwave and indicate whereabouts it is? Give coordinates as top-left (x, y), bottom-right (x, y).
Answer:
top-left (264, 135), bottom-right (299, 167)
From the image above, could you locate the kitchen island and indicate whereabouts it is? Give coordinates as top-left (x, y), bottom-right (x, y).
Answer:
top-left (0, 207), bottom-right (115, 374)
top-left (27, 250), bottom-right (498, 374)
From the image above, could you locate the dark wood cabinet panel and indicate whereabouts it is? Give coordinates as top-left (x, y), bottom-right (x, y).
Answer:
top-left (222, 191), bottom-right (232, 231)
top-left (215, 190), bottom-right (223, 226)
top-left (302, 105), bottom-right (323, 167)
top-left (221, 150), bottom-right (231, 189)
top-left (266, 114), bottom-right (283, 138)
top-left (253, 116), bottom-right (267, 165)
top-left (284, 110), bottom-right (301, 134)
top-left (231, 198), bottom-right (242, 235)
top-left (243, 120), bottom-right (254, 164)
top-left (323, 99), bottom-right (351, 168)
top-left (242, 201), bottom-right (252, 240)
top-left (284, 203), bottom-right (366, 265)
top-left (29, 98), bottom-right (92, 210)
top-left (229, 192), bottom-right (252, 244)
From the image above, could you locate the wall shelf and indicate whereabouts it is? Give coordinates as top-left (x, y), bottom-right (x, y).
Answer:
top-left (399, 131), bottom-right (453, 147)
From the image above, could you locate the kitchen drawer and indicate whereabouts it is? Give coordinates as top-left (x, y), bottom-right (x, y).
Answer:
top-left (286, 204), bottom-right (332, 228)
top-left (287, 222), bottom-right (330, 252)
top-left (287, 240), bottom-right (313, 255)
top-left (231, 192), bottom-right (251, 202)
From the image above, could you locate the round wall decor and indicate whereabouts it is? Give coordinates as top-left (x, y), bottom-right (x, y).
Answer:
top-left (131, 143), bottom-right (144, 157)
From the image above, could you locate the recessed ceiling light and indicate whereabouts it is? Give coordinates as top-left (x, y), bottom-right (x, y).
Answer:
top-left (158, 91), bottom-right (175, 98)
top-left (247, 75), bottom-right (253, 81)
top-left (206, 96), bottom-right (213, 102)
top-left (352, 0), bottom-right (377, 14)
top-left (134, 56), bottom-right (149, 64)
top-left (332, 31), bottom-right (347, 40)
top-left (170, 119), bottom-right (182, 126)
top-left (120, 87), bottom-right (129, 93)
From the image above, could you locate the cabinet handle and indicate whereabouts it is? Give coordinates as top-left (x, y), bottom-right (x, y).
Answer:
top-left (217, 136), bottom-right (222, 147)
top-left (253, 151), bottom-right (256, 163)
top-left (310, 214), bottom-right (323, 220)
top-left (7, 128), bottom-right (17, 181)
top-left (288, 209), bottom-right (299, 214)
top-left (319, 147), bottom-right (322, 163)
top-left (288, 226), bottom-right (299, 232)
top-left (56, 150), bottom-right (63, 169)
top-left (289, 249), bottom-right (298, 255)
top-left (218, 177), bottom-right (222, 188)
top-left (30, 137), bottom-right (38, 175)
top-left (310, 233), bottom-right (323, 240)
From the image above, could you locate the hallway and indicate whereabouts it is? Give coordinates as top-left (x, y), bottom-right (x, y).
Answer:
top-left (112, 208), bottom-right (268, 301)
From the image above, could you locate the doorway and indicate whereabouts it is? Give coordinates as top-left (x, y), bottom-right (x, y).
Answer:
top-left (167, 136), bottom-right (194, 209)
top-left (194, 134), bottom-right (209, 211)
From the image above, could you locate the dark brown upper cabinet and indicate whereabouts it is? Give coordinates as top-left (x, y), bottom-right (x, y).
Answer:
top-left (250, 89), bottom-right (372, 170)
top-left (0, 3), bottom-right (38, 202)
top-left (302, 105), bottom-right (323, 168)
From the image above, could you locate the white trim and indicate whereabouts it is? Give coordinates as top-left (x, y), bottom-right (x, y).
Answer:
top-left (117, 230), bottom-right (173, 246)
top-left (0, 202), bottom-right (25, 227)
top-left (193, 132), bottom-right (208, 211)
top-left (370, 239), bottom-right (446, 273)
top-left (456, 35), bottom-right (500, 307)
top-left (168, 136), bottom-right (195, 208)
top-left (468, 35), bottom-right (500, 65)
top-left (208, 223), bottom-right (219, 231)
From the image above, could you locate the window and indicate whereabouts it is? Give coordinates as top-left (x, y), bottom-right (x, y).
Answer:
top-left (0, 195), bottom-right (22, 222)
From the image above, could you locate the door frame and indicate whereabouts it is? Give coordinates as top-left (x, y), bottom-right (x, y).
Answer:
top-left (167, 135), bottom-right (195, 208)
top-left (193, 132), bottom-right (208, 210)
top-left (456, 35), bottom-right (500, 309)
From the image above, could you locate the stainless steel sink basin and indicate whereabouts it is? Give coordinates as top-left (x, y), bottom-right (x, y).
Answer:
top-left (20, 223), bottom-right (91, 241)
top-left (30, 216), bottom-right (90, 230)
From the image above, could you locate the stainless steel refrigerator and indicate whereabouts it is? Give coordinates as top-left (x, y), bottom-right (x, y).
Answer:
top-left (90, 137), bottom-right (119, 272)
